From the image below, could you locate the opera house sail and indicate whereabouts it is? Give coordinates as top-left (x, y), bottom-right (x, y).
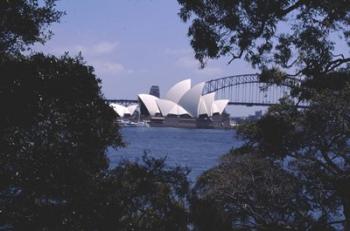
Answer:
top-left (136, 79), bottom-right (230, 128)
top-left (110, 103), bottom-right (138, 118)
top-left (109, 79), bottom-right (230, 128)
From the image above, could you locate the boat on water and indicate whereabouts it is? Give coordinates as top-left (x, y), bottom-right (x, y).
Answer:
top-left (118, 119), bottom-right (149, 127)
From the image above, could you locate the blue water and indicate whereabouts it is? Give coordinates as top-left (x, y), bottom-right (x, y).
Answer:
top-left (108, 127), bottom-right (242, 180)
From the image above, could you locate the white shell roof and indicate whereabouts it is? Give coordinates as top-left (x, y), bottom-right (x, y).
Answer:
top-left (178, 82), bottom-right (205, 117)
top-left (165, 79), bottom-right (191, 104)
top-left (156, 99), bottom-right (176, 116)
top-left (201, 92), bottom-right (216, 116)
top-left (198, 98), bottom-right (208, 116)
top-left (138, 94), bottom-right (160, 116)
top-left (127, 104), bottom-right (138, 115)
top-left (110, 103), bottom-right (129, 117)
top-left (156, 99), bottom-right (190, 116)
top-left (172, 105), bottom-right (191, 115)
top-left (135, 79), bottom-right (229, 118)
top-left (212, 100), bottom-right (229, 115)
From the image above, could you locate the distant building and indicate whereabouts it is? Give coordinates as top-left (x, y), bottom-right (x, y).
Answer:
top-left (247, 110), bottom-right (263, 121)
top-left (149, 85), bottom-right (160, 98)
top-left (230, 110), bottom-right (264, 125)
top-left (109, 103), bottom-right (138, 118)
top-left (138, 79), bottom-right (230, 128)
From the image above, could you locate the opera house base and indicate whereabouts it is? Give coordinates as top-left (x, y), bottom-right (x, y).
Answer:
top-left (148, 114), bottom-right (231, 129)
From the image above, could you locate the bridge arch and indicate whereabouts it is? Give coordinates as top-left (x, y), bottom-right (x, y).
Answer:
top-left (108, 74), bottom-right (303, 107)
top-left (203, 74), bottom-right (295, 106)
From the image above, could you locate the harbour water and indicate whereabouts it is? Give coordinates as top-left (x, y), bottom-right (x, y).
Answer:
top-left (108, 127), bottom-right (242, 180)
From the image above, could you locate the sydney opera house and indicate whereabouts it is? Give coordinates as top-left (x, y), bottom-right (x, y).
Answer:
top-left (109, 103), bottom-right (138, 118)
top-left (110, 79), bottom-right (230, 128)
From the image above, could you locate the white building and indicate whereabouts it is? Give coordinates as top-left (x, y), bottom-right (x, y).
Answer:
top-left (110, 103), bottom-right (138, 118)
top-left (138, 79), bottom-right (229, 118)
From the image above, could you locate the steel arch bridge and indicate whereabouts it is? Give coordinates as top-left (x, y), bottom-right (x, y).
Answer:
top-left (108, 74), bottom-right (300, 107)
top-left (203, 74), bottom-right (295, 107)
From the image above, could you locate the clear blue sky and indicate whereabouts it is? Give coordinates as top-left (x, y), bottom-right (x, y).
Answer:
top-left (36, 0), bottom-right (265, 116)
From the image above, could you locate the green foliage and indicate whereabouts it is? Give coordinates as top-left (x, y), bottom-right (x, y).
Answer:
top-left (179, 2), bottom-right (350, 228)
top-left (0, 53), bottom-right (191, 230)
top-left (191, 148), bottom-right (331, 230)
top-left (94, 155), bottom-right (190, 231)
top-left (0, 53), bottom-right (124, 229)
top-left (235, 80), bottom-right (350, 229)
top-left (178, 0), bottom-right (350, 83)
top-left (237, 99), bottom-right (302, 157)
top-left (0, 2), bottom-right (191, 230)
top-left (0, 0), bottom-right (63, 54)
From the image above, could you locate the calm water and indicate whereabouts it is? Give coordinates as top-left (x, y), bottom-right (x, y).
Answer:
top-left (108, 127), bottom-right (242, 180)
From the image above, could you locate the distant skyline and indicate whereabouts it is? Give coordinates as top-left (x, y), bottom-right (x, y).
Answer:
top-left (35, 0), bottom-right (264, 116)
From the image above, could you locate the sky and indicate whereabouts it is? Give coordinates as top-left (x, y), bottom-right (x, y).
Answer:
top-left (35, 0), bottom-right (265, 116)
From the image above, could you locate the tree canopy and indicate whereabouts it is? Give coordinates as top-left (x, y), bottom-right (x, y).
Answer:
top-left (238, 81), bottom-right (350, 228)
top-left (178, 0), bottom-right (350, 88)
top-left (0, 2), bottom-right (192, 230)
top-left (191, 149), bottom-right (330, 230)
top-left (0, 53), bottom-right (123, 229)
top-left (179, 1), bottom-right (350, 230)
top-left (0, 53), bottom-right (191, 230)
top-left (0, 0), bottom-right (63, 54)
top-left (97, 156), bottom-right (189, 231)
top-left (190, 74), bottom-right (350, 230)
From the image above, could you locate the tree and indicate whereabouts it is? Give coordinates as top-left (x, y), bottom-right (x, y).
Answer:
top-left (178, 1), bottom-right (350, 229)
top-left (237, 81), bottom-right (350, 229)
top-left (177, 0), bottom-right (350, 97)
top-left (0, 2), bottom-right (191, 230)
top-left (0, 0), bottom-right (63, 54)
top-left (190, 148), bottom-right (335, 230)
top-left (0, 53), bottom-right (192, 230)
top-left (190, 73), bottom-right (350, 230)
top-left (0, 53), bottom-right (123, 230)
top-left (93, 155), bottom-right (190, 231)
top-left (0, 1), bottom-right (125, 229)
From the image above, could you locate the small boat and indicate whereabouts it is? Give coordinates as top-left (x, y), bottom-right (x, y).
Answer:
top-left (135, 121), bottom-right (150, 127)
top-left (118, 119), bottom-right (149, 127)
